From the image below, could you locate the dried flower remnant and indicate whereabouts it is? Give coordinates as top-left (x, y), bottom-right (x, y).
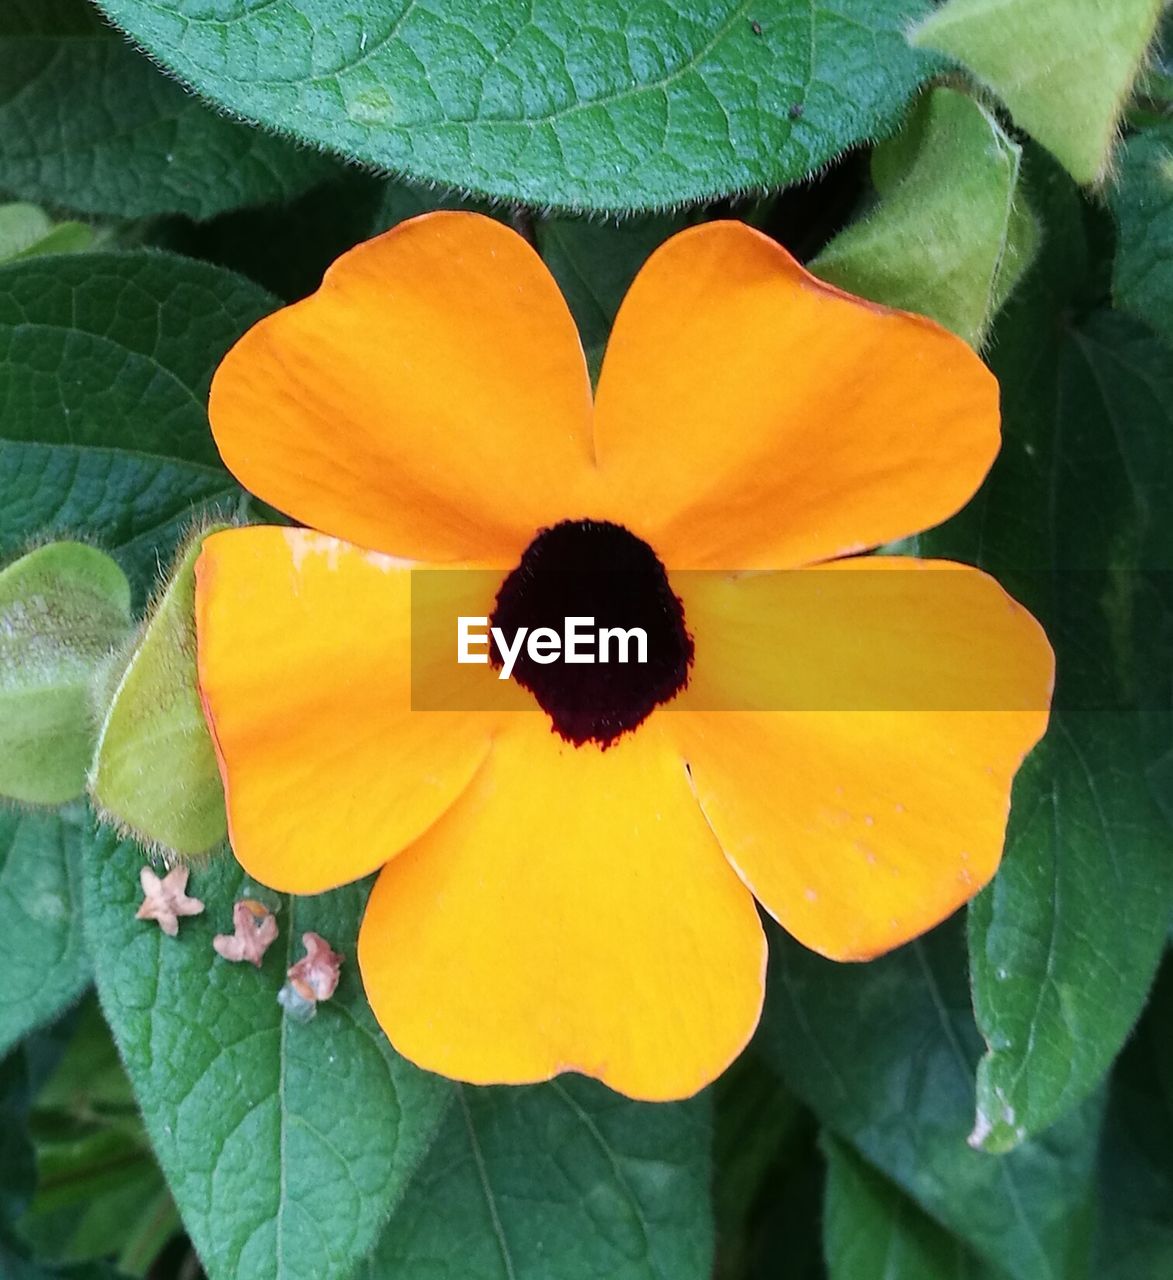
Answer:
top-left (212, 898), bottom-right (278, 967)
top-left (135, 865), bottom-right (204, 936)
top-left (278, 932), bottom-right (343, 1022)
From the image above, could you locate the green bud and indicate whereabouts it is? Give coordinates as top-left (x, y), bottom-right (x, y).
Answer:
top-left (911, 0), bottom-right (1166, 187)
top-left (811, 87), bottom-right (1038, 349)
top-left (90, 528), bottom-right (228, 859)
top-left (0, 542), bottom-right (132, 805)
top-left (0, 202), bottom-right (94, 264)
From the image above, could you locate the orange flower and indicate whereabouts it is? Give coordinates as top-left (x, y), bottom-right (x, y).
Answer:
top-left (194, 213), bottom-right (1053, 1102)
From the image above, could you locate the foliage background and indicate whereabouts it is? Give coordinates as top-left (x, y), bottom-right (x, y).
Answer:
top-left (0, 0), bottom-right (1171, 1277)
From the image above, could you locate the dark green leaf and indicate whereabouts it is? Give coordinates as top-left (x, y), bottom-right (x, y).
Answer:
top-left (0, 0), bottom-right (334, 220)
top-left (83, 827), bottom-right (450, 1280)
top-left (711, 1049), bottom-right (808, 1276)
top-left (0, 805), bottom-right (90, 1059)
top-left (0, 251), bottom-right (276, 605)
top-left (94, 0), bottom-right (939, 211)
top-left (823, 1136), bottom-right (993, 1280)
top-left (760, 917), bottom-right (1101, 1280)
top-left (367, 1077), bottom-right (713, 1279)
top-left (912, 155), bottom-right (1173, 1150)
top-left (1109, 123), bottom-right (1173, 347)
top-left (537, 213), bottom-right (687, 376)
top-left (1093, 959), bottom-right (1173, 1279)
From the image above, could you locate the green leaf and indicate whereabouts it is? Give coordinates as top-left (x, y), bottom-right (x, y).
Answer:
top-left (812, 87), bottom-right (1038, 346)
top-left (0, 205), bottom-right (93, 265)
top-left (0, 0), bottom-right (335, 220)
top-left (760, 918), bottom-right (1101, 1280)
top-left (0, 806), bottom-right (90, 1059)
top-left (911, 154), bottom-right (1173, 1150)
top-left (366, 1078), bottom-right (713, 1279)
top-left (0, 251), bottom-right (276, 605)
top-left (94, 0), bottom-right (939, 211)
top-left (83, 827), bottom-right (450, 1280)
top-left (1109, 123), bottom-right (1173, 347)
top-left (1093, 959), bottom-right (1173, 1279)
top-left (537, 213), bottom-right (688, 377)
top-left (911, 0), bottom-right (1165, 186)
top-left (822, 1136), bottom-right (993, 1280)
top-left (712, 1050), bottom-right (809, 1278)
top-left (91, 528), bottom-right (227, 858)
top-left (15, 997), bottom-right (178, 1276)
top-left (0, 543), bottom-right (131, 806)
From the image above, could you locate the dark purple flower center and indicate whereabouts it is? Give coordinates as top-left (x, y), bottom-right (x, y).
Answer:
top-left (489, 519), bottom-right (693, 748)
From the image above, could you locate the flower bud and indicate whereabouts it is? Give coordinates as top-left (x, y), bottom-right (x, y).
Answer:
top-left (0, 542), bottom-right (131, 804)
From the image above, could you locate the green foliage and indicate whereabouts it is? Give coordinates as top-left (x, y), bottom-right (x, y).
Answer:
top-left (537, 214), bottom-right (689, 376)
top-left (822, 1137), bottom-right (993, 1280)
top-left (0, 206), bottom-right (93, 265)
top-left (912, 154), bottom-right (1173, 1151)
top-left (366, 1079), bottom-right (714, 1279)
top-left (0, 252), bottom-right (275, 603)
top-left (812, 87), bottom-right (1038, 346)
top-left (91, 528), bottom-right (228, 859)
top-left (0, 6), bottom-right (1170, 1278)
top-left (1110, 123), bottom-right (1173, 346)
top-left (84, 827), bottom-right (452, 1280)
top-left (0, 544), bottom-right (131, 805)
top-left (0, 0), bottom-right (334, 220)
top-left (17, 1000), bottom-right (176, 1275)
top-left (912, 0), bottom-right (1165, 186)
top-left (93, 0), bottom-right (939, 211)
top-left (0, 806), bottom-right (90, 1060)
top-left (1094, 960), bottom-right (1173, 1278)
top-left (760, 918), bottom-right (1102, 1280)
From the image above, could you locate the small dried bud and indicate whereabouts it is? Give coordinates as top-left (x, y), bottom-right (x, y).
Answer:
top-left (213, 899), bottom-right (278, 967)
top-left (278, 932), bottom-right (343, 1019)
top-left (288, 932), bottom-right (343, 1001)
top-left (135, 865), bottom-right (204, 937)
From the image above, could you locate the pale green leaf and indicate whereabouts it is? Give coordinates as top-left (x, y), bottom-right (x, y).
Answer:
top-left (812, 87), bottom-right (1037, 346)
top-left (91, 529), bottom-right (227, 859)
top-left (0, 543), bottom-right (131, 806)
top-left (0, 205), bottom-right (93, 265)
top-left (911, 0), bottom-right (1166, 185)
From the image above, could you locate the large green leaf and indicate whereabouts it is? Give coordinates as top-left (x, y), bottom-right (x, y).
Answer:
top-left (83, 828), bottom-right (451, 1280)
top-left (1109, 123), bottom-right (1173, 348)
top-left (911, 156), bottom-right (1173, 1151)
top-left (760, 918), bottom-right (1101, 1280)
top-left (0, 0), bottom-right (333, 220)
top-left (94, 0), bottom-right (939, 211)
top-left (0, 251), bottom-right (275, 604)
top-left (0, 805), bottom-right (90, 1059)
top-left (1093, 960), bottom-right (1173, 1279)
top-left (366, 1077), bottom-right (713, 1279)
top-left (822, 1136), bottom-right (993, 1280)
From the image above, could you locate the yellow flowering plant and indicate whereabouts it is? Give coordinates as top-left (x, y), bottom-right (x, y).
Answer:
top-left (0, 0), bottom-right (1169, 1277)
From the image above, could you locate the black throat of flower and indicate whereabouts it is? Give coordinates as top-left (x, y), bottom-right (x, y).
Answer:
top-left (489, 519), bottom-right (693, 748)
